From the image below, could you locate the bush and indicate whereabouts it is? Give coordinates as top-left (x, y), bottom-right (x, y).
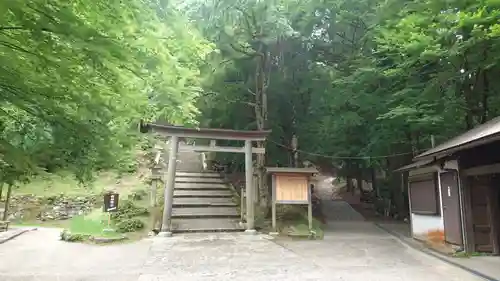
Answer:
top-left (276, 205), bottom-right (305, 221)
top-left (129, 189), bottom-right (148, 201)
top-left (60, 229), bottom-right (89, 242)
top-left (117, 160), bottom-right (138, 174)
top-left (140, 136), bottom-right (155, 151)
top-left (110, 200), bottom-right (149, 221)
top-left (116, 218), bottom-right (144, 233)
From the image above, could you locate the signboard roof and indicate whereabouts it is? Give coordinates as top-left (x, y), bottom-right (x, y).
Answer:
top-left (265, 167), bottom-right (318, 174)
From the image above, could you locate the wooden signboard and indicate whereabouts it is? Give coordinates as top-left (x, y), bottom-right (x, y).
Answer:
top-left (103, 192), bottom-right (119, 212)
top-left (275, 174), bottom-right (309, 203)
top-left (266, 167), bottom-right (318, 234)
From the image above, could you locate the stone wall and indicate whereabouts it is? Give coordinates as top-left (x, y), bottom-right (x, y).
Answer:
top-left (5, 194), bottom-right (98, 221)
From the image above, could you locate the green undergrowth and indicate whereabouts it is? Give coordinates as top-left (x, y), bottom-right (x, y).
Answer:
top-left (14, 170), bottom-right (148, 197)
top-left (452, 251), bottom-right (491, 258)
top-left (281, 217), bottom-right (324, 239)
top-left (60, 197), bottom-right (154, 244)
top-left (275, 205), bottom-right (324, 239)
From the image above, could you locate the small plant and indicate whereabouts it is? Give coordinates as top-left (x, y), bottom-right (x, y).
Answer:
top-left (60, 229), bottom-right (89, 242)
top-left (129, 189), bottom-right (148, 201)
top-left (452, 251), bottom-right (489, 258)
top-left (110, 200), bottom-right (149, 220)
top-left (116, 218), bottom-right (144, 233)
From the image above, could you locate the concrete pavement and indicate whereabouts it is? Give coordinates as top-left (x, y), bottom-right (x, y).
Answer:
top-left (0, 172), bottom-right (485, 280)
top-left (0, 224), bottom-right (484, 281)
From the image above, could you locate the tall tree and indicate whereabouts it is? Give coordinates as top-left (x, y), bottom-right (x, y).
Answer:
top-left (0, 0), bottom-right (212, 186)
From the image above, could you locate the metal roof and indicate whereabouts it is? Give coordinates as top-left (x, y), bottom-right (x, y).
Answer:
top-left (414, 116), bottom-right (500, 160)
top-left (139, 121), bottom-right (271, 141)
top-left (394, 159), bottom-right (435, 172)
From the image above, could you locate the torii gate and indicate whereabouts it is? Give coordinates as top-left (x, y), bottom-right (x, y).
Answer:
top-left (140, 122), bottom-right (271, 236)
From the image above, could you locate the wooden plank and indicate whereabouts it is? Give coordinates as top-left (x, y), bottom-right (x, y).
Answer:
top-left (175, 177), bottom-right (226, 183)
top-left (463, 163), bottom-right (500, 176)
top-left (465, 175), bottom-right (478, 253)
top-left (468, 175), bottom-right (492, 253)
top-left (275, 174), bottom-right (308, 202)
top-left (272, 174), bottom-right (277, 231)
top-left (146, 123), bottom-right (271, 141)
top-left (175, 172), bottom-right (221, 178)
top-left (266, 167), bottom-right (318, 174)
top-left (487, 177), bottom-right (500, 255)
top-left (178, 144), bottom-right (265, 154)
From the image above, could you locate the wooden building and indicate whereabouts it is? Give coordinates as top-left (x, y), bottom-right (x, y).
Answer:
top-left (400, 116), bottom-right (500, 254)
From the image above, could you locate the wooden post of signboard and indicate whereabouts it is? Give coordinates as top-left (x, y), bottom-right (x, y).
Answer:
top-left (271, 174), bottom-right (277, 232)
top-left (307, 187), bottom-right (313, 231)
top-left (103, 192), bottom-right (119, 232)
top-left (266, 167), bottom-right (318, 236)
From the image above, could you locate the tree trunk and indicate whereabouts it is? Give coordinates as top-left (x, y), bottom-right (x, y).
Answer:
top-left (2, 185), bottom-right (12, 221)
top-left (481, 69), bottom-right (489, 123)
top-left (0, 183), bottom-right (3, 201)
top-left (371, 166), bottom-right (378, 198)
top-left (254, 46), bottom-right (270, 212)
top-left (291, 134), bottom-right (298, 167)
top-left (346, 176), bottom-right (353, 194)
top-left (356, 168), bottom-right (363, 196)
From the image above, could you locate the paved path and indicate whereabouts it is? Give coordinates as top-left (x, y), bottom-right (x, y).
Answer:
top-left (0, 173), bottom-right (484, 280)
top-left (277, 218), bottom-right (480, 280)
top-left (0, 225), bottom-right (483, 280)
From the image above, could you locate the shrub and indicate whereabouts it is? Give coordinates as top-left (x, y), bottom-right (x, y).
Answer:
top-left (276, 205), bottom-right (305, 221)
top-left (129, 189), bottom-right (148, 201)
top-left (60, 230), bottom-right (89, 242)
top-left (116, 218), bottom-right (144, 233)
top-left (117, 160), bottom-right (138, 174)
top-left (110, 200), bottom-right (149, 221)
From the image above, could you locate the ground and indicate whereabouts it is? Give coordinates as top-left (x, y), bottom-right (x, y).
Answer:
top-left (0, 203), bottom-right (483, 281)
top-left (4, 163), bottom-right (154, 241)
top-left (0, 163), bottom-right (485, 280)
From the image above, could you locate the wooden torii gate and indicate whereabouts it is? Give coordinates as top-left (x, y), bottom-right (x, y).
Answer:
top-left (140, 122), bottom-right (271, 236)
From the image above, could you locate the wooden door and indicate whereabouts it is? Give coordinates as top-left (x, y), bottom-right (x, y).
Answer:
top-left (440, 171), bottom-right (463, 245)
top-left (468, 175), bottom-right (494, 252)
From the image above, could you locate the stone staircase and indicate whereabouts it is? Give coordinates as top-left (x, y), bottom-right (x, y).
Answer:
top-left (170, 150), bottom-right (244, 233)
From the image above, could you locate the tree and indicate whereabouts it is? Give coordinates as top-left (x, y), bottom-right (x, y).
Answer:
top-left (181, 0), bottom-right (500, 218)
top-left (0, 1), bottom-right (211, 186)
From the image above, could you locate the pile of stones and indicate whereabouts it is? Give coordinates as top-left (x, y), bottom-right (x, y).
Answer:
top-left (7, 194), bottom-right (97, 221)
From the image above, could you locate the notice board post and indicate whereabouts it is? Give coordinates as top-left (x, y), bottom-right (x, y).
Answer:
top-left (266, 167), bottom-right (318, 234)
top-left (103, 192), bottom-right (119, 230)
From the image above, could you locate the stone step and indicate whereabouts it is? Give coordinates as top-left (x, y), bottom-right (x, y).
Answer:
top-left (175, 182), bottom-right (229, 190)
top-left (175, 177), bottom-right (226, 184)
top-left (173, 197), bottom-right (236, 207)
top-left (176, 172), bottom-right (221, 178)
top-left (174, 190), bottom-right (233, 198)
top-left (171, 218), bottom-right (244, 233)
top-left (172, 207), bottom-right (239, 218)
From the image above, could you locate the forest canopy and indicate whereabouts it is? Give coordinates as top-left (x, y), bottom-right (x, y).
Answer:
top-left (1, 0), bottom-right (500, 214)
top-left (0, 0), bottom-right (211, 183)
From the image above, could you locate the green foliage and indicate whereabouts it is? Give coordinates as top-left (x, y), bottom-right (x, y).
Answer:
top-left (178, 0), bottom-right (500, 216)
top-left (115, 218), bottom-right (145, 233)
top-left (60, 230), bottom-right (88, 242)
top-left (0, 1), bottom-right (212, 186)
top-left (129, 189), bottom-right (148, 201)
top-left (110, 200), bottom-right (149, 221)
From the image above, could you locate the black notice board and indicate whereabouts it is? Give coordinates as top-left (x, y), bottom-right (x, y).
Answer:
top-left (103, 193), bottom-right (119, 212)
